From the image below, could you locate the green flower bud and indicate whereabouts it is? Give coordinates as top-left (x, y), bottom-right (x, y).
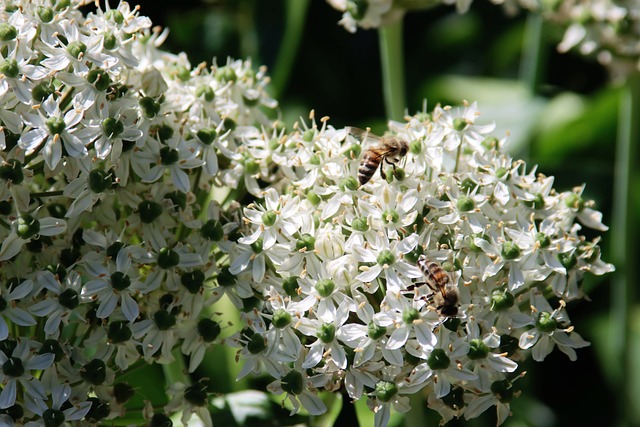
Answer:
top-left (381, 209), bottom-right (399, 224)
top-left (198, 318), bottom-right (221, 342)
top-left (374, 380), bottom-right (398, 402)
top-left (200, 219), bottom-right (224, 241)
top-left (272, 308), bottom-right (292, 329)
top-left (315, 279), bottom-right (335, 298)
top-left (181, 270), bottom-right (205, 294)
top-left (103, 32), bottom-right (117, 50)
top-left (139, 96), bottom-right (161, 118)
top-left (37, 6), bottom-right (54, 22)
top-left (352, 217), bottom-right (369, 231)
top-left (215, 66), bottom-right (237, 82)
top-left (196, 128), bottom-right (217, 145)
top-left (409, 139), bottom-right (422, 154)
top-left (0, 159), bottom-right (24, 184)
top-left (138, 200), bottom-right (163, 223)
top-left (66, 41), bottom-right (87, 59)
top-left (81, 359), bottom-right (107, 385)
top-left (0, 24), bottom-right (17, 41)
top-left (367, 321), bottom-right (387, 340)
top-left (281, 370), bottom-right (303, 395)
top-left (558, 251), bottom-right (577, 270)
top-left (339, 176), bottom-right (359, 191)
top-left (456, 195), bottom-right (475, 212)
top-left (108, 321), bottom-right (132, 343)
top-left (490, 379), bottom-right (514, 403)
top-left (318, 323), bottom-right (336, 343)
top-left (481, 136), bottom-right (499, 150)
top-left (282, 276), bottom-right (299, 297)
top-left (377, 249), bottom-right (395, 266)
top-left (196, 85), bottom-right (215, 102)
top-left (160, 146), bottom-right (179, 165)
top-left (87, 69), bottom-right (111, 91)
top-left (0, 59), bottom-right (19, 78)
top-left (157, 247), bottom-right (180, 269)
top-left (427, 348), bottom-right (450, 370)
top-left (302, 129), bottom-right (315, 142)
top-left (89, 169), bottom-right (113, 193)
top-left (2, 357), bottom-right (24, 377)
top-left (84, 397), bottom-right (109, 422)
top-left (453, 118), bottom-right (468, 131)
top-left (153, 309), bottom-right (176, 331)
top-left (32, 81), bottom-right (55, 102)
top-left (58, 288), bottom-right (78, 310)
top-left (43, 408), bottom-right (65, 427)
top-left (46, 117), bottom-right (66, 136)
top-left (442, 387), bottom-right (465, 410)
top-left (345, 143), bottom-right (362, 159)
top-left (536, 311), bottom-right (557, 333)
top-left (110, 272), bottom-right (131, 291)
top-left (261, 210), bottom-right (277, 227)
top-left (501, 241), bottom-right (521, 260)
top-left (184, 383), bottom-right (208, 407)
top-left (564, 193), bottom-right (584, 211)
top-left (402, 307), bottom-right (420, 324)
top-left (490, 289), bottom-right (514, 311)
top-left (101, 117), bottom-right (124, 139)
top-left (247, 333), bottom-right (266, 354)
top-left (113, 383), bottom-right (135, 404)
top-left (468, 338), bottom-right (489, 360)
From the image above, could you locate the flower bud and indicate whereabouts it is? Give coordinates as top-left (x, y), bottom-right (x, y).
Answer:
top-left (81, 359), bottom-right (107, 385)
top-left (315, 229), bottom-right (344, 259)
top-left (427, 348), bottom-right (451, 370)
top-left (374, 381), bottom-right (397, 402)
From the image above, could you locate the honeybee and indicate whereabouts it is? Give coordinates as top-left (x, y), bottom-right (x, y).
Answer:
top-left (346, 127), bottom-right (408, 186)
top-left (411, 255), bottom-right (459, 317)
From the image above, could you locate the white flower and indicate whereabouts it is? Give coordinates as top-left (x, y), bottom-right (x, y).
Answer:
top-left (18, 95), bottom-right (87, 170)
top-left (0, 339), bottom-right (54, 409)
top-left (518, 291), bottom-right (590, 361)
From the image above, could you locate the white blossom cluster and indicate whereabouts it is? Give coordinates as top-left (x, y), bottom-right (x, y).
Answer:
top-left (327, 0), bottom-right (640, 79)
top-left (0, 0), bottom-right (277, 425)
top-left (543, 0), bottom-right (640, 81)
top-left (226, 102), bottom-right (613, 426)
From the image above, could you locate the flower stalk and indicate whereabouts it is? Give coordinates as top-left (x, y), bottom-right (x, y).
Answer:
top-left (379, 19), bottom-right (406, 120)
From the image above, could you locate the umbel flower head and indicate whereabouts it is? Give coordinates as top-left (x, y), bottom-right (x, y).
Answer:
top-left (226, 102), bottom-right (613, 426)
top-left (0, 0), bottom-right (274, 424)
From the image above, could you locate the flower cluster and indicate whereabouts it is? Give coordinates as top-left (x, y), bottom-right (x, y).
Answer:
top-left (543, 0), bottom-right (640, 81)
top-left (327, 0), bottom-right (640, 80)
top-left (0, 0), bottom-right (276, 425)
top-left (226, 102), bottom-right (613, 426)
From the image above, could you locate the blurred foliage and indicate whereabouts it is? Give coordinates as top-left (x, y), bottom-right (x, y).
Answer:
top-left (121, 0), bottom-right (636, 426)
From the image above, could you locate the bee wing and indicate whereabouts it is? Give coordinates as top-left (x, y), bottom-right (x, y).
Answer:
top-left (346, 126), bottom-right (383, 146)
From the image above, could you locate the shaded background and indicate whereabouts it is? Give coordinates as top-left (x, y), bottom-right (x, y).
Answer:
top-left (119, 0), bottom-right (631, 426)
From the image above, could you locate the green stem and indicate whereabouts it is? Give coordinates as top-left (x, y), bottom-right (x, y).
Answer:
top-left (162, 347), bottom-right (191, 387)
top-left (610, 73), bottom-right (639, 427)
top-left (405, 392), bottom-right (427, 427)
top-left (378, 20), bottom-right (406, 121)
top-left (519, 12), bottom-right (545, 95)
top-left (270, 0), bottom-right (310, 98)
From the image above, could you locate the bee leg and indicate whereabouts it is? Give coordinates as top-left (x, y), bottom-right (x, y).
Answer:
top-left (379, 163), bottom-right (387, 180)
